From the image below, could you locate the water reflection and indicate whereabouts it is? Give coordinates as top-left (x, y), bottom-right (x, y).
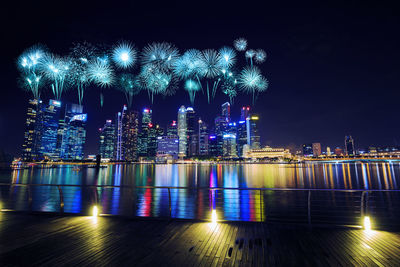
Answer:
top-left (1, 162), bottom-right (400, 222)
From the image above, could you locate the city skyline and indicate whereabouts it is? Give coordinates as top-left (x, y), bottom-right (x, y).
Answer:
top-left (2, 3), bottom-right (400, 156)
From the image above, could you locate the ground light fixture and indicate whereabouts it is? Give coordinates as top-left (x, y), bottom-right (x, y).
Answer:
top-left (364, 216), bottom-right (372, 231)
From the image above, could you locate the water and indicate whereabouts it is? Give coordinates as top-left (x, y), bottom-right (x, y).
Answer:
top-left (1, 162), bottom-right (400, 224)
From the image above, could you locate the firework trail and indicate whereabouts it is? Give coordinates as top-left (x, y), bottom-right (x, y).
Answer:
top-left (118, 73), bottom-right (141, 109)
top-left (184, 79), bottom-right (201, 105)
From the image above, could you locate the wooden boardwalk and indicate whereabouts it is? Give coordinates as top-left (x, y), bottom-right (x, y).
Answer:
top-left (1, 214), bottom-right (400, 266)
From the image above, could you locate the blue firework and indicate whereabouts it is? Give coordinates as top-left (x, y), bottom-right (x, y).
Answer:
top-left (255, 49), bottom-right (267, 64)
top-left (219, 46), bottom-right (236, 69)
top-left (234, 38), bottom-right (247, 51)
top-left (141, 42), bottom-right (180, 72)
top-left (172, 49), bottom-right (202, 79)
top-left (112, 42), bottom-right (137, 69)
top-left (88, 59), bottom-right (115, 87)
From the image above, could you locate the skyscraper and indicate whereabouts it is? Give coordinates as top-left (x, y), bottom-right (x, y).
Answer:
top-left (99, 120), bottom-right (115, 160)
top-left (22, 99), bottom-right (42, 161)
top-left (312, 143), bottom-right (322, 157)
top-left (178, 106), bottom-right (187, 157)
top-left (59, 104), bottom-right (87, 160)
top-left (167, 121), bottom-right (178, 137)
top-left (237, 120), bottom-right (247, 157)
top-left (38, 100), bottom-right (62, 160)
top-left (221, 102), bottom-right (231, 121)
top-left (198, 119), bottom-right (209, 156)
top-left (240, 106), bottom-right (250, 120)
top-left (114, 106), bottom-right (126, 161)
top-left (147, 123), bottom-right (164, 157)
top-left (122, 110), bottom-right (139, 161)
top-left (186, 107), bottom-right (198, 156)
top-left (223, 122), bottom-right (237, 158)
top-left (138, 108), bottom-right (152, 157)
top-left (345, 135), bottom-right (355, 156)
top-left (246, 115), bottom-right (260, 149)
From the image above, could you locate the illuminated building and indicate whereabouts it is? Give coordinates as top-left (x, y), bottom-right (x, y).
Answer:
top-left (114, 106), bottom-right (126, 160)
top-left (186, 107), bottom-right (198, 156)
top-left (167, 120), bottom-right (178, 137)
top-left (245, 146), bottom-right (292, 159)
top-left (302, 144), bottom-right (313, 157)
top-left (221, 102), bottom-right (231, 121)
top-left (345, 135), bottom-right (355, 156)
top-left (246, 115), bottom-right (260, 149)
top-left (59, 104), bottom-right (87, 160)
top-left (208, 135), bottom-right (218, 157)
top-left (335, 147), bottom-right (343, 156)
top-left (178, 106), bottom-right (187, 157)
top-left (38, 100), bottom-right (62, 160)
top-left (240, 106), bottom-right (250, 120)
top-left (198, 119), bottom-right (209, 155)
top-left (122, 110), bottom-right (139, 161)
top-left (312, 143), bottom-right (322, 157)
top-left (326, 146), bottom-right (331, 156)
top-left (237, 120), bottom-right (247, 157)
top-left (223, 133), bottom-right (237, 158)
top-left (157, 135), bottom-right (179, 159)
top-left (22, 99), bottom-right (42, 161)
top-left (138, 108), bottom-right (152, 157)
top-left (148, 123), bottom-right (164, 157)
top-left (99, 120), bottom-right (115, 160)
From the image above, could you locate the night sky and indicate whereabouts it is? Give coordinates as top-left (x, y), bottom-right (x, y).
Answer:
top-left (1, 2), bottom-right (400, 156)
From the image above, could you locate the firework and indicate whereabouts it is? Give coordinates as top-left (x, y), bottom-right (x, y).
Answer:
top-left (172, 49), bottom-right (202, 79)
top-left (255, 49), bottom-right (267, 64)
top-left (17, 45), bottom-right (47, 99)
top-left (184, 79), bottom-right (201, 105)
top-left (112, 42), bottom-right (137, 69)
top-left (238, 66), bottom-right (268, 104)
top-left (70, 41), bottom-right (98, 62)
top-left (39, 54), bottom-right (71, 100)
top-left (88, 59), bottom-right (115, 106)
top-left (141, 42), bottom-right (179, 72)
top-left (234, 38), bottom-right (247, 51)
top-left (245, 49), bottom-right (256, 66)
top-left (197, 49), bottom-right (224, 102)
top-left (219, 46), bottom-right (236, 69)
top-left (118, 73), bottom-right (141, 108)
top-left (70, 60), bottom-right (90, 105)
top-left (138, 65), bottom-right (172, 103)
top-left (222, 72), bottom-right (238, 104)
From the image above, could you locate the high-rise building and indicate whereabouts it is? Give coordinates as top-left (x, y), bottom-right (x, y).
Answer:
top-left (99, 120), bottom-right (115, 160)
top-left (186, 107), bottom-right (198, 156)
top-left (223, 133), bottom-right (237, 158)
top-left (312, 143), bottom-right (322, 157)
top-left (22, 99), bottom-right (42, 161)
top-left (114, 106), bottom-right (126, 161)
top-left (38, 100), bottom-right (63, 160)
top-left (221, 102), bottom-right (231, 121)
top-left (345, 135), bottom-right (355, 156)
top-left (302, 144), bottom-right (313, 157)
top-left (138, 108), bottom-right (152, 157)
top-left (246, 115), bottom-right (260, 149)
top-left (237, 120), bottom-right (247, 157)
top-left (208, 135), bottom-right (218, 157)
top-left (198, 119), bottom-right (209, 155)
top-left (178, 106), bottom-right (187, 157)
top-left (59, 104), bottom-right (87, 160)
top-left (167, 121), bottom-right (178, 137)
top-left (122, 110), bottom-right (139, 161)
top-left (240, 106), bottom-right (250, 120)
top-left (147, 123), bottom-right (164, 157)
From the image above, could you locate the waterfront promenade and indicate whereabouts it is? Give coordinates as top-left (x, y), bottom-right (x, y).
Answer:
top-left (1, 213), bottom-right (400, 266)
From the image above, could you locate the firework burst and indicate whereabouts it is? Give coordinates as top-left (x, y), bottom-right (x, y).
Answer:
top-left (238, 66), bottom-right (268, 104)
top-left (112, 42), bottom-right (137, 69)
top-left (255, 49), bottom-right (267, 64)
top-left (219, 46), bottom-right (236, 69)
top-left (118, 73), bottom-right (141, 108)
top-left (88, 59), bottom-right (115, 106)
top-left (234, 38), bottom-right (247, 51)
top-left (17, 45), bottom-right (47, 99)
top-left (141, 42), bottom-right (179, 72)
top-left (39, 54), bottom-right (72, 100)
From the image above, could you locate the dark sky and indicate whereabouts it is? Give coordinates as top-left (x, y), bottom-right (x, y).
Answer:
top-left (1, 1), bottom-right (400, 156)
